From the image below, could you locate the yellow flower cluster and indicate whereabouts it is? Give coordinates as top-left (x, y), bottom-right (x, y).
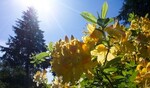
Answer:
top-left (130, 17), bottom-right (150, 59)
top-left (51, 77), bottom-right (70, 88)
top-left (131, 17), bottom-right (150, 86)
top-left (82, 24), bottom-right (103, 44)
top-left (33, 70), bottom-right (47, 86)
top-left (50, 16), bottom-right (150, 86)
top-left (51, 23), bottom-right (119, 84)
top-left (51, 35), bottom-right (98, 84)
top-left (130, 17), bottom-right (150, 44)
top-left (105, 22), bottom-right (126, 42)
top-left (104, 22), bottom-right (136, 58)
top-left (136, 60), bottom-right (150, 87)
top-left (83, 24), bottom-right (115, 65)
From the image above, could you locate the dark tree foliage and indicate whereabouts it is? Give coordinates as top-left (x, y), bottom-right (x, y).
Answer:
top-left (117, 0), bottom-right (150, 24)
top-left (0, 7), bottom-right (50, 88)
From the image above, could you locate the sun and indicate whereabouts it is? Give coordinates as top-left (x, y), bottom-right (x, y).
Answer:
top-left (25, 0), bottom-right (56, 14)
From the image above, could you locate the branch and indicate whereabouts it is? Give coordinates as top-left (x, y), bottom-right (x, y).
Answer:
top-left (102, 72), bottom-right (113, 88)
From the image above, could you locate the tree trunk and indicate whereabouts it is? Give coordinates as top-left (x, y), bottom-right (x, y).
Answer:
top-left (25, 57), bottom-right (30, 88)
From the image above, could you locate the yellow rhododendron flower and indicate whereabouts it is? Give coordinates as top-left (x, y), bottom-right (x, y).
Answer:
top-left (136, 61), bottom-right (150, 85)
top-left (83, 24), bottom-right (103, 44)
top-left (105, 22), bottom-right (125, 42)
top-left (33, 71), bottom-right (41, 81)
top-left (87, 24), bottom-right (96, 34)
top-left (130, 18), bottom-right (140, 30)
top-left (33, 70), bottom-right (47, 86)
top-left (51, 36), bottom-right (98, 84)
top-left (52, 76), bottom-right (70, 88)
top-left (91, 44), bottom-right (115, 65)
top-left (146, 62), bottom-right (150, 71)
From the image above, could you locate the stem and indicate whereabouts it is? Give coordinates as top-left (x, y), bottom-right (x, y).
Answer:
top-left (102, 72), bottom-right (113, 88)
top-left (104, 48), bottom-right (110, 66)
top-left (95, 68), bottom-right (104, 87)
top-left (100, 29), bottom-right (111, 66)
top-left (96, 67), bottom-right (113, 88)
top-left (100, 29), bottom-right (113, 87)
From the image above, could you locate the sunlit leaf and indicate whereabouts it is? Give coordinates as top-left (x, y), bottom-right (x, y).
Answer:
top-left (102, 40), bottom-right (108, 46)
top-left (48, 42), bottom-right (53, 52)
top-left (81, 11), bottom-right (97, 23)
top-left (101, 1), bottom-right (108, 19)
top-left (103, 67), bottom-right (117, 73)
top-left (31, 52), bottom-right (49, 65)
top-left (30, 61), bottom-right (35, 63)
top-left (35, 52), bottom-right (49, 60)
top-left (40, 58), bottom-right (46, 62)
top-left (128, 13), bottom-right (135, 22)
top-left (145, 13), bottom-right (149, 18)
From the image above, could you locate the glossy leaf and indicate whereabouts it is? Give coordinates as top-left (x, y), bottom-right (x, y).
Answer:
top-left (81, 11), bottom-right (97, 24)
top-left (35, 52), bottom-right (49, 60)
top-left (103, 67), bottom-right (117, 73)
top-left (101, 2), bottom-right (108, 19)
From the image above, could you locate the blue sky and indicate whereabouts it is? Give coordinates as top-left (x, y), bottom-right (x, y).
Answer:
top-left (0, 0), bottom-right (123, 45)
top-left (0, 0), bottom-right (123, 83)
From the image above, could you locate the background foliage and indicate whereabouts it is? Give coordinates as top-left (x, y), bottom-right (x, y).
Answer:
top-left (117, 0), bottom-right (150, 24)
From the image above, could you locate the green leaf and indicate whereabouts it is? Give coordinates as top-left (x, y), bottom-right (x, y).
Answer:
top-left (97, 18), bottom-right (113, 28)
top-left (126, 61), bottom-right (136, 68)
top-left (118, 82), bottom-right (127, 88)
top-left (102, 40), bottom-right (108, 46)
top-left (122, 71), bottom-right (127, 76)
top-left (97, 18), bottom-right (108, 28)
top-left (40, 58), bottom-right (46, 62)
top-left (30, 52), bottom-right (49, 65)
top-left (107, 18), bottom-right (114, 24)
top-left (129, 71), bottom-right (138, 82)
top-left (81, 11), bottom-right (97, 23)
top-left (35, 52), bottom-right (49, 60)
top-left (103, 67), bottom-right (117, 73)
top-left (145, 13), bottom-right (149, 18)
top-left (30, 61), bottom-right (35, 63)
top-left (101, 1), bottom-right (108, 19)
top-left (128, 13), bottom-right (135, 22)
top-left (102, 76), bottom-right (109, 82)
top-left (48, 42), bottom-right (53, 52)
top-left (113, 75), bottom-right (125, 79)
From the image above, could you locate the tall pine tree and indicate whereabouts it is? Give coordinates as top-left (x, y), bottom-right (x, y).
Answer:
top-left (0, 7), bottom-right (48, 88)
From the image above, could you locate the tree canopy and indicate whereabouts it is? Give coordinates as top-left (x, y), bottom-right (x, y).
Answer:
top-left (118, 0), bottom-right (150, 24)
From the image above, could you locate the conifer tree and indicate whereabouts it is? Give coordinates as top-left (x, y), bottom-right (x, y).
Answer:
top-left (118, 0), bottom-right (150, 24)
top-left (0, 7), bottom-right (49, 88)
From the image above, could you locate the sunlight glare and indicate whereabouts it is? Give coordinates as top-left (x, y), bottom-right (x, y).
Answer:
top-left (25, 0), bottom-right (56, 14)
